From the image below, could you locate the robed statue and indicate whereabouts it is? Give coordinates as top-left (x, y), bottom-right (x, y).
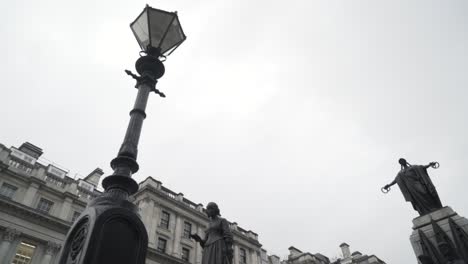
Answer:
top-left (382, 158), bottom-right (443, 216)
top-left (190, 202), bottom-right (233, 264)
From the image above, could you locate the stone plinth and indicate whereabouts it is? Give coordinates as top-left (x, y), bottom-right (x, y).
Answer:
top-left (410, 206), bottom-right (468, 261)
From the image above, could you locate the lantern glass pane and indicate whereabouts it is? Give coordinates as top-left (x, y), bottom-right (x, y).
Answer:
top-left (131, 9), bottom-right (149, 50)
top-left (148, 9), bottom-right (174, 50)
top-left (160, 16), bottom-right (185, 54)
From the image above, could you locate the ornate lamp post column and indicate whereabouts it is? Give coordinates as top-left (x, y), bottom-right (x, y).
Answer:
top-left (58, 5), bottom-right (186, 264)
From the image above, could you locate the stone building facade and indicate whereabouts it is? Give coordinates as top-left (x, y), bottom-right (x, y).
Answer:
top-left (285, 246), bottom-right (330, 264)
top-left (0, 142), bottom-right (103, 264)
top-left (0, 142), bottom-right (266, 264)
top-left (0, 141), bottom-right (386, 264)
top-left (283, 244), bottom-right (385, 264)
top-left (331, 243), bottom-right (386, 264)
top-left (261, 249), bottom-right (281, 264)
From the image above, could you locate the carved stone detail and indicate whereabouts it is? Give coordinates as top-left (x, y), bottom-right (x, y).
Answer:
top-left (2, 227), bottom-right (21, 242)
top-left (45, 241), bottom-right (62, 255)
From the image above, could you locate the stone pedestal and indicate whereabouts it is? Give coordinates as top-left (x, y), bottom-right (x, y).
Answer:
top-left (410, 206), bottom-right (468, 263)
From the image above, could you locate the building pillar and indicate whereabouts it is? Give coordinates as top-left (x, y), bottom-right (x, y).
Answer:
top-left (165, 212), bottom-right (175, 254)
top-left (0, 148), bottom-right (9, 163)
top-left (59, 197), bottom-right (73, 220)
top-left (195, 225), bottom-right (204, 264)
top-left (41, 242), bottom-right (61, 264)
top-left (233, 243), bottom-right (239, 264)
top-left (22, 182), bottom-right (39, 206)
top-left (41, 252), bottom-right (52, 264)
top-left (149, 204), bottom-right (161, 248)
top-left (0, 227), bottom-right (21, 263)
top-left (250, 250), bottom-right (258, 264)
top-left (140, 199), bottom-right (155, 246)
top-left (172, 214), bottom-right (182, 257)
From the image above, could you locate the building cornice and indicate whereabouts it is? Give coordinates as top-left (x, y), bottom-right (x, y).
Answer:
top-left (2, 166), bottom-right (90, 207)
top-left (136, 184), bottom-right (208, 221)
top-left (288, 252), bottom-right (317, 262)
top-left (28, 174), bottom-right (46, 185)
top-left (0, 196), bottom-right (71, 233)
top-left (136, 183), bottom-right (263, 247)
top-left (233, 231), bottom-right (262, 248)
top-left (62, 191), bottom-right (80, 201)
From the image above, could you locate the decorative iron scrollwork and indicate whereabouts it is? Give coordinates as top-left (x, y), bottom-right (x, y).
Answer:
top-left (70, 218), bottom-right (89, 262)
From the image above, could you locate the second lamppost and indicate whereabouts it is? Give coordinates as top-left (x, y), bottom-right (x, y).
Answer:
top-left (58, 5), bottom-right (186, 264)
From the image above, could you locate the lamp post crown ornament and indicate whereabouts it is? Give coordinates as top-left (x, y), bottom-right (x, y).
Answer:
top-left (58, 5), bottom-right (185, 264)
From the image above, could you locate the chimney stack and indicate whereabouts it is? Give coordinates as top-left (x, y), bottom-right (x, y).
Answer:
top-left (84, 168), bottom-right (104, 187)
top-left (339, 243), bottom-right (351, 259)
top-left (19, 142), bottom-right (43, 158)
top-left (288, 246), bottom-right (302, 258)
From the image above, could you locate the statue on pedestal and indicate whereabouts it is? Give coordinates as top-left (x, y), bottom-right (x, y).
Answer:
top-left (382, 158), bottom-right (443, 216)
top-left (190, 202), bottom-right (234, 264)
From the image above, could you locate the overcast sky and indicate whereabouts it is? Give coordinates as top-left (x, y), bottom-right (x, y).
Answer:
top-left (1, 0), bottom-right (468, 263)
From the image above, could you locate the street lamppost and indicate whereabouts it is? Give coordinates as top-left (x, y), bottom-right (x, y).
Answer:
top-left (58, 5), bottom-right (186, 264)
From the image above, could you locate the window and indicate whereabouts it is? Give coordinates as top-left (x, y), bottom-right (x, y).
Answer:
top-left (240, 248), bottom-right (247, 264)
top-left (160, 211), bottom-right (170, 229)
top-left (183, 222), bottom-right (192, 238)
top-left (182, 247), bottom-right (190, 262)
top-left (157, 238), bottom-right (167, 253)
top-left (71, 211), bottom-right (81, 222)
top-left (12, 241), bottom-right (36, 264)
top-left (0, 182), bottom-right (18, 199)
top-left (36, 198), bottom-right (53, 214)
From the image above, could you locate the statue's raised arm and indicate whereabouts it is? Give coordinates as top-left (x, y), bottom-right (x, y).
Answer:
top-left (381, 178), bottom-right (397, 193)
top-left (424, 162), bottom-right (440, 169)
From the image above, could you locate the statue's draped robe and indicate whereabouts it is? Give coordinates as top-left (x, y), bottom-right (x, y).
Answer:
top-left (202, 217), bottom-right (233, 264)
top-left (396, 165), bottom-right (443, 215)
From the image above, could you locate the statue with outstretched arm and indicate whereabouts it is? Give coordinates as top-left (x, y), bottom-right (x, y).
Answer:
top-left (382, 158), bottom-right (443, 216)
top-left (190, 202), bottom-right (233, 264)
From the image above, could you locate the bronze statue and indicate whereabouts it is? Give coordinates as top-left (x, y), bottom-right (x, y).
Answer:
top-left (382, 158), bottom-right (443, 216)
top-left (190, 202), bottom-right (233, 264)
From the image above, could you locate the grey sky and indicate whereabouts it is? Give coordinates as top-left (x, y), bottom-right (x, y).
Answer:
top-left (1, 0), bottom-right (468, 263)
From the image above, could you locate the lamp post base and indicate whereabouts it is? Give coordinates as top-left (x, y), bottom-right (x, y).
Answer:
top-left (57, 188), bottom-right (148, 264)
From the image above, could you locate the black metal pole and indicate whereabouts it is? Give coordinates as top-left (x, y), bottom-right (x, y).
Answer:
top-left (57, 54), bottom-right (165, 264)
